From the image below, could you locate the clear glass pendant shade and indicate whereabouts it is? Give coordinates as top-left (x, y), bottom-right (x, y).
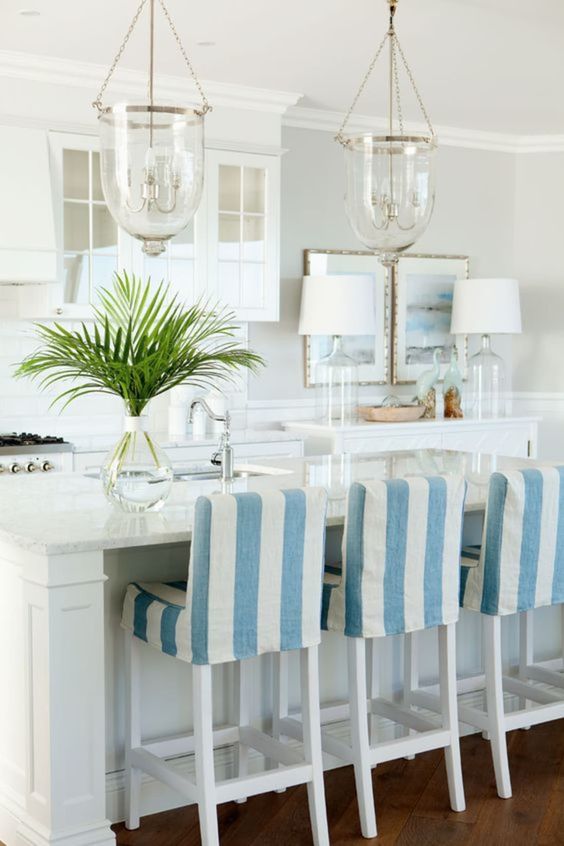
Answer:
top-left (315, 336), bottom-right (359, 426)
top-left (465, 335), bottom-right (507, 420)
top-left (99, 104), bottom-right (205, 255)
top-left (343, 135), bottom-right (437, 260)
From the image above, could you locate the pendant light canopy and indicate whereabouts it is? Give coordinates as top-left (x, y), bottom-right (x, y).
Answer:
top-left (336, 0), bottom-right (437, 267)
top-left (93, 0), bottom-right (211, 256)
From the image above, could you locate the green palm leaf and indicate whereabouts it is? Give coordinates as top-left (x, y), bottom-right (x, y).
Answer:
top-left (15, 272), bottom-right (264, 416)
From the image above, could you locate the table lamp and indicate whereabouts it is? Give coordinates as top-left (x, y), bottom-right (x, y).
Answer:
top-left (299, 275), bottom-right (376, 425)
top-left (450, 278), bottom-right (522, 419)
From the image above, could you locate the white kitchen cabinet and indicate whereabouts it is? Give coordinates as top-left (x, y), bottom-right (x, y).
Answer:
top-left (0, 125), bottom-right (56, 283)
top-left (21, 131), bottom-right (281, 321)
top-left (205, 149), bottom-right (280, 321)
top-left (73, 433), bottom-right (303, 474)
top-left (283, 417), bottom-right (540, 459)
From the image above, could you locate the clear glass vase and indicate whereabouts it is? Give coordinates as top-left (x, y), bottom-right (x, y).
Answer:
top-left (101, 416), bottom-right (173, 512)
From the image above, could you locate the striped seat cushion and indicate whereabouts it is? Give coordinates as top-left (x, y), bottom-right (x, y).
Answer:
top-left (122, 580), bottom-right (189, 660)
top-left (325, 475), bottom-right (467, 638)
top-left (122, 487), bottom-right (328, 665)
top-left (461, 467), bottom-right (564, 616)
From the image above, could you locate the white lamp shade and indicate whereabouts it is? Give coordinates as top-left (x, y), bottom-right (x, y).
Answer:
top-left (298, 275), bottom-right (376, 336)
top-left (450, 278), bottom-right (522, 335)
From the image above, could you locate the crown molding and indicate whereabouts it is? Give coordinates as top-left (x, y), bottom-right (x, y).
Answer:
top-left (283, 105), bottom-right (564, 155)
top-left (0, 50), bottom-right (302, 115)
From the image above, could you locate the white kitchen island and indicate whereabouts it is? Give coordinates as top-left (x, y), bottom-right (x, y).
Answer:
top-left (0, 449), bottom-right (561, 846)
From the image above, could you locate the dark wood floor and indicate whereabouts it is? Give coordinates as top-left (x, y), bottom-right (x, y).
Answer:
top-left (113, 720), bottom-right (564, 845)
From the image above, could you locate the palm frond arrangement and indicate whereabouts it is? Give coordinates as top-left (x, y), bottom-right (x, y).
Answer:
top-left (15, 272), bottom-right (264, 417)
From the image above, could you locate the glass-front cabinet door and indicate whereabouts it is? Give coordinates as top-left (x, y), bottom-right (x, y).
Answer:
top-left (49, 134), bottom-right (280, 321)
top-left (206, 149), bottom-right (280, 322)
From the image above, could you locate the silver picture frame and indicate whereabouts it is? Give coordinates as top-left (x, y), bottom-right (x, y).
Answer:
top-left (303, 249), bottom-right (390, 387)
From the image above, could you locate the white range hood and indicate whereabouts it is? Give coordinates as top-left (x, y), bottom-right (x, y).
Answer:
top-left (0, 124), bottom-right (57, 284)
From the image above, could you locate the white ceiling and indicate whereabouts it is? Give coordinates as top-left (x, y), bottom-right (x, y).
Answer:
top-left (2, 0), bottom-right (564, 134)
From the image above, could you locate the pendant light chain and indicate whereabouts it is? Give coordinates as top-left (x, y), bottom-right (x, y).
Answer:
top-left (157, 0), bottom-right (211, 115)
top-left (393, 32), bottom-right (434, 137)
top-left (335, 30), bottom-right (388, 144)
top-left (336, 0), bottom-right (434, 145)
top-left (93, 0), bottom-right (148, 111)
top-left (92, 0), bottom-right (211, 115)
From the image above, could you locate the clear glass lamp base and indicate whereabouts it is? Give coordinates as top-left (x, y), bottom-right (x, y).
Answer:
top-left (465, 335), bottom-right (507, 419)
top-left (314, 336), bottom-right (359, 426)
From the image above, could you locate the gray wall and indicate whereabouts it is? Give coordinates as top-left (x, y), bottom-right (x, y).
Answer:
top-left (248, 126), bottom-right (517, 402)
top-left (512, 152), bottom-right (564, 393)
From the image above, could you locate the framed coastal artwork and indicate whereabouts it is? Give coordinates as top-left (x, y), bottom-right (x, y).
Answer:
top-left (303, 249), bottom-right (389, 386)
top-left (391, 253), bottom-right (469, 385)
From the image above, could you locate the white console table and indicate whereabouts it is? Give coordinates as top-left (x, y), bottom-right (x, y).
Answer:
top-left (283, 416), bottom-right (540, 459)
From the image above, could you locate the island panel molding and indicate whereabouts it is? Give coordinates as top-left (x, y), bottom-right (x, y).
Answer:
top-left (0, 542), bottom-right (115, 846)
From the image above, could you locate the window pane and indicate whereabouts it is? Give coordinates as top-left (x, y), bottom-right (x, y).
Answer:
top-left (63, 150), bottom-right (89, 200)
top-left (243, 216), bottom-right (265, 262)
top-left (91, 254), bottom-right (118, 294)
top-left (218, 262), bottom-right (240, 306)
top-left (243, 167), bottom-right (265, 213)
top-left (92, 152), bottom-right (104, 201)
top-left (219, 214), bottom-right (240, 261)
top-left (92, 205), bottom-right (117, 253)
top-left (218, 165), bottom-right (241, 212)
top-left (169, 259), bottom-right (195, 303)
top-left (64, 253), bottom-right (90, 304)
top-left (242, 263), bottom-right (264, 308)
top-left (170, 220), bottom-right (195, 260)
top-left (64, 202), bottom-right (89, 252)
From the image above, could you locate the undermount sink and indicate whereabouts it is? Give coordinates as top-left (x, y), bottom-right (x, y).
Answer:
top-left (173, 466), bottom-right (291, 482)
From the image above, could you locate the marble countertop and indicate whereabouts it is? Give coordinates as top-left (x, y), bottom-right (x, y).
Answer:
top-left (0, 450), bottom-right (544, 557)
top-left (70, 428), bottom-right (301, 453)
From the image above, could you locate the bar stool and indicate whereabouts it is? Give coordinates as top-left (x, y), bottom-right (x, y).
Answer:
top-left (456, 467), bottom-right (564, 798)
top-left (276, 475), bottom-right (467, 838)
top-left (121, 487), bottom-right (330, 846)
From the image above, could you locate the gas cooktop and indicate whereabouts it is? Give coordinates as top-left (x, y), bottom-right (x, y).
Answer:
top-left (0, 433), bottom-right (72, 454)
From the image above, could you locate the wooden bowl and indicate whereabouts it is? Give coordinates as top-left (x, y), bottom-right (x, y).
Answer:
top-left (358, 405), bottom-right (426, 423)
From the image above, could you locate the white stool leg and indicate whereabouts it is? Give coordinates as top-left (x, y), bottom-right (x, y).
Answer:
top-left (483, 615), bottom-right (512, 799)
top-left (519, 610), bottom-right (533, 729)
top-left (124, 631), bottom-right (142, 831)
top-left (403, 632), bottom-right (418, 758)
top-left (233, 660), bottom-right (249, 803)
top-left (193, 664), bottom-right (220, 846)
top-left (272, 651), bottom-right (288, 792)
top-left (300, 646), bottom-right (330, 846)
top-left (348, 637), bottom-right (377, 838)
top-left (439, 624), bottom-right (465, 812)
top-left (367, 638), bottom-right (379, 749)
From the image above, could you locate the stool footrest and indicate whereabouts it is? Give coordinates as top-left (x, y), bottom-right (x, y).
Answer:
top-left (239, 726), bottom-right (304, 767)
top-left (130, 747), bottom-right (198, 803)
top-left (370, 728), bottom-right (451, 765)
top-left (370, 697), bottom-right (439, 734)
top-left (215, 763), bottom-right (313, 804)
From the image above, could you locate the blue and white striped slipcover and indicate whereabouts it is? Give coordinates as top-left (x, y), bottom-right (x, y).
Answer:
top-left (323, 476), bottom-right (467, 638)
top-left (122, 487), bottom-right (328, 665)
top-left (460, 467), bottom-right (564, 616)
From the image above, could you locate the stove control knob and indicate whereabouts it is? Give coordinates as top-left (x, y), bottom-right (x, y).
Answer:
top-left (41, 461), bottom-right (54, 472)
top-left (10, 463), bottom-right (22, 474)
top-left (26, 462), bottom-right (39, 473)
top-left (0, 464), bottom-right (5, 474)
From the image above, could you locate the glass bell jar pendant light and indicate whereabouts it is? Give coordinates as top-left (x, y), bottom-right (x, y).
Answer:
top-left (336, 0), bottom-right (437, 267)
top-left (92, 0), bottom-right (211, 256)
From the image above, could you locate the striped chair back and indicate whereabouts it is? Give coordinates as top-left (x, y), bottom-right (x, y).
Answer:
top-left (324, 476), bottom-right (467, 638)
top-left (461, 467), bottom-right (564, 616)
top-left (186, 487), bottom-right (328, 665)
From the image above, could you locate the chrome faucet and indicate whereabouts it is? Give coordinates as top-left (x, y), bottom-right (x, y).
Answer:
top-left (189, 398), bottom-right (234, 482)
